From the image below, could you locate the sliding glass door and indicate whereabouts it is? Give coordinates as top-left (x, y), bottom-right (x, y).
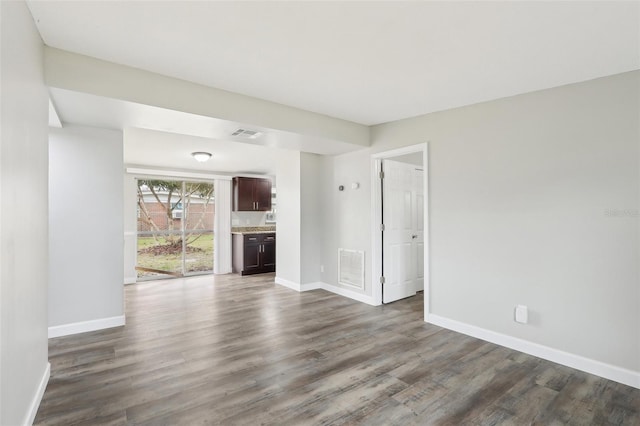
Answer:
top-left (184, 182), bottom-right (214, 275)
top-left (136, 179), bottom-right (214, 280)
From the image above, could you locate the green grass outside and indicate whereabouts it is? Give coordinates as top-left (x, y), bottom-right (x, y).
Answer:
top-left (137, 233), bottom-right (214, 278)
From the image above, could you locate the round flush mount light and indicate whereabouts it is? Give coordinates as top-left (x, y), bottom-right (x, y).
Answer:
top-left (191, 151), bottom-right (212, 162)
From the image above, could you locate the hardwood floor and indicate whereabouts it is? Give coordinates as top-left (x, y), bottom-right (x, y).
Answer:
top-left (35, 273), bottom-right (639, 425)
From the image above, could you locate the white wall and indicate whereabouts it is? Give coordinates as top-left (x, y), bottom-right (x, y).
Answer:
top-left (49, 126), bottom-right (124, 329)
top-left (321, 149), bottom-right (373, 295)
top-left (319, 156), bottom-right (337, 286)
top-left (300, 153), bottom-right (323, 284)
top-left (275, 151), bottom-right (301, 284)
top-left (0, 2), bottom-right (50, 424)
top-left (232, 211), bottom-right (267, 227)
top-left (275, 151), bottom-right (327, 287)
top-left (328, 71), bottom-right (639, 376)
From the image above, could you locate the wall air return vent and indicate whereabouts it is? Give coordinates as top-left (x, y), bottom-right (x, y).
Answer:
top-left (338, 248), bottom-right (365, 290)
top-left (231, 128), bottom-right (261, 139)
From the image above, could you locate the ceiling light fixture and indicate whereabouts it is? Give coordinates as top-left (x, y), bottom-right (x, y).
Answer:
top-left (191, 151), bottom-right (212, 162)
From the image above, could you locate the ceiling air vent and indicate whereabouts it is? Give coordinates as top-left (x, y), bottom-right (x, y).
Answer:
top-left (231, 128), bottom-right (261, 139)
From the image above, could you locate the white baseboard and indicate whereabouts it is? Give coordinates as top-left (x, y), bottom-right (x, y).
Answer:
top-left (48, 315), bottom-right (126, 338)
top-left (274, 276), bottom-right (302, 291)
top-left (275, 277), bottom-right (377, 306)
top-left (275, 277), bottom-right (322, 292)
top-left (23, 362), bottom-right (50, 426)
top-left (320, 282), bottom-right (378, 306)
top-left (427, 313), bottom-right (640, 390)
top-left (124, 277), bottom-right (136, 285)
top-left (301, 282), bottom-right (322, 291)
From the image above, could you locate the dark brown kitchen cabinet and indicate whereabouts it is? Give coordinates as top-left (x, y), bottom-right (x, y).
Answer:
top-left (261, 234), bottom-right (276, 269)
top-left (232, 233), bottom-right (276, 275)
top-left (233, 177), bottom-right (272, 211)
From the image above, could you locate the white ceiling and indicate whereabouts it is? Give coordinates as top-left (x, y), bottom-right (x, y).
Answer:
top-left (124, 127), bottom-right (282, 175)
top-left (28, 1), bottom-right (640, 126)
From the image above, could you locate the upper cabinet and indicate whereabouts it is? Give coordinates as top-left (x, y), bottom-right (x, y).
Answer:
top-left (233, 177), bottom-right (272, 211)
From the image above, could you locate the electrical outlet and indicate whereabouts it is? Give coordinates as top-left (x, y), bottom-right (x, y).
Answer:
top-left (320, 265), bottom-right (324, 273)
top-left (515, 305), bottom-right (528, 324)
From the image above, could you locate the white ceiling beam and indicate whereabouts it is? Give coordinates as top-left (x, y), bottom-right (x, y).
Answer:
top-left (48, 97), bottom-right (62, 128)
top-left (44, 47), bottom-right (370, 148)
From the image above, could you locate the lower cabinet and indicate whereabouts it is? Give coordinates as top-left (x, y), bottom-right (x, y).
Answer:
top-left (232, 233), bottom-right (276, 275)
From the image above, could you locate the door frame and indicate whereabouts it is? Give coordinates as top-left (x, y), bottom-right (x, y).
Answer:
top-left (371, 143), bottom-right (429, 319)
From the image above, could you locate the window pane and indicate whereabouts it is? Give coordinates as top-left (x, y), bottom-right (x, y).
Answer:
top-left (184, 232), bottom-right (213, 274)
top-left (137, 179), bottom-right (184, 232)
top-left (135, 179), bottom-right (215, 280)
top-left (136, 233), bottom-right (184, 279)
top-left (184, 182), bottom-right (214, 231)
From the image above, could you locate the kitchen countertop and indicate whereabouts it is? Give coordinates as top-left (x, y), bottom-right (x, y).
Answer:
top-left (231, 226), bottom-right (276, 235)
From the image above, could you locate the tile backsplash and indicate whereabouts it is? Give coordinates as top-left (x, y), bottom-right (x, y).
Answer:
top-left (232, 211), bottom-right (267, 227)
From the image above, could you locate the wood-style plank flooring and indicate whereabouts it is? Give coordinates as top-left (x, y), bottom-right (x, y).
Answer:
top-left (35, 273), bottom-right (640, 425)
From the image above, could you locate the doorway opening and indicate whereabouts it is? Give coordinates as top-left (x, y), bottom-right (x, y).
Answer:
top-left (136, 179), bottom-right (215, 280)
top-left (371, 143), bottom-right (429, 318)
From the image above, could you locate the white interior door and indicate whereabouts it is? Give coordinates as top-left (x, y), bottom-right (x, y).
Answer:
top-left (382, 159), bottom-right (417, 303)
top-left (414, 169), bottom-right (424, 291)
